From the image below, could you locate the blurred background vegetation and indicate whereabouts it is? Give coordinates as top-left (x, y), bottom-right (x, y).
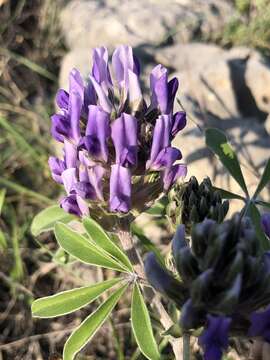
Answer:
top-left (0, 0), bottom-right (270, 359)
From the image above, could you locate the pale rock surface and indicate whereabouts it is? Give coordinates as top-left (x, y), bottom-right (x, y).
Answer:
top-left (245, 51), bottom-right (270, 113)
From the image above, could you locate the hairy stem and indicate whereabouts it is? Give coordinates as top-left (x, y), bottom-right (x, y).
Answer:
top-left (117, 228), bottom-right (182, 360)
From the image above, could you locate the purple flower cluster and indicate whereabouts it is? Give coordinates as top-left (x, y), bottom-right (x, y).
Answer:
top-left (49, 45), bottom-right (187, 216)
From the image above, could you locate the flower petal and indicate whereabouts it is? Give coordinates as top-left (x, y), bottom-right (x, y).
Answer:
top-left (109, 164), bottom-right (131, 212)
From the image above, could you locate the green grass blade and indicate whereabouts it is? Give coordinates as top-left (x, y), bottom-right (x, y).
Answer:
top-left (54, 222), bottom-right (128, 273)
top-left (0, 188), bottom-right (6, 214)
top-left (0, 116), bottom-right (44, 167)
top-left (32, 278), bottom-right (122, 318)
top-left (83, 217), bottom-right (133, 272)
top-left (131, 284), bottom-right (160, 360)
top-left (63, 283), bottom-right (128, 360)
top-left (0, 177), bottom-right (53, 205)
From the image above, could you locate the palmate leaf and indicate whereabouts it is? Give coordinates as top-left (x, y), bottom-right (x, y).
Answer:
top-left (205, 128), bottom-right (248, 196)
top-left (54, 222), bottom-right (128, 272)
top-left (32, 278), bottom-right (122, 318)
top-left (83, 217), bottom-right (133, 272)
top-left (213, 186), bottom-right (246, 201)
top-left (254, 159), bottom-right (270, 198)
top-left (131, 283), bottom-right (160, 360)
top-left (63, 283), bottom-right (128, 360)
top-left (31, 205), bottom-right (75, 236)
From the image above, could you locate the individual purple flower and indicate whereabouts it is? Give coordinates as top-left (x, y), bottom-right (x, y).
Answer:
top-left (146, 115), bottom-right (181, 171)
top-left (87, 165), bottom-right (105, 202)
top-left (261, 213), bottom-right (270, 238)
top-left (112, 45), bottom-right (141, 105)
top-left (48, 157), bottom-right (66, 184)
top-left (199, 315), bottom-right (231, 360)
top-left (109, 165), bottom-right (131, 212)
top-left (111, 113), bottom-right (138, 167)
top-left (150, 64), bottom-right (178, 114)
top-left (171, 111), bottom-right (187, 138)
top-left (51, 68), bottom-right (84, 143)
top-left (79, 105), bottom-right (110, 162)
top-left (92, 46), bottom-right (112, 93)
top-left (163, 164), bottom-right (187, 191)
top-left (56, 89), bottom-right (69, 110)
top-left (248, 306), bottom-right (270, 342)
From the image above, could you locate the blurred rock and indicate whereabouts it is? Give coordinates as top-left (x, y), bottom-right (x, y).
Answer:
top-left (60, 0), bottom-right (234, 50)
top-left (173, 114), bottom-right (270, 212)
top-left (245, 52), bottom-right (270, 114)
top-left (158, 43), bottom-right (268, 121)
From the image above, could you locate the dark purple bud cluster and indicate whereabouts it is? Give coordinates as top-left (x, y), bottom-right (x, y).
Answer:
top-left (145, 214), bottom-right (270, 360)
top-left (49, 46), bottom-right (187, 217)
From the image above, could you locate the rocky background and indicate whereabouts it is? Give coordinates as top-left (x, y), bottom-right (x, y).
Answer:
top-left (59, 0), bottom-right (270, 211)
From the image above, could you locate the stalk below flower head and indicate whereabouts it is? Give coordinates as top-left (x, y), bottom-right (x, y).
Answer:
top-left (49, 45), bottom-right (187, 217)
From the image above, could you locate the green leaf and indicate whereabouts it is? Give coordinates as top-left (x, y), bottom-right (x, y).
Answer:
top-left (83, 217), bottom-right (133, 272)
top-left (212, 187), bottom-right (245, 201)
top-left (31, 205), bottom-right (75, 236)
top-left (0, 229), bottom-right (7, 250)
top-left (31, 278), bottom-right (122, 318)
top-left (254, 159), bottom-right (270, 198)
top-left (63, 283), bottom-right (128, 360)
top-left (0, 188), bottom-right (6, 214)
top-left (162, 324), bottom-right (182, 338)
top-left (54, 222), bottom-right (128, 272)
top-left (255, 200), bottom-right (270, 209)
top-left (131, 284), bottom-right (160, 360)
top-left (145, 197), bottom-right (168, 216)
top-left (249, 203), bottom-right (270, 252)
top-left (205, 128), bottom-right (248, 196)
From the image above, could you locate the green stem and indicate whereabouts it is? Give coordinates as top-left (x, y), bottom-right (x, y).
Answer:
top-left (183, 333), bottom-right (190, 360)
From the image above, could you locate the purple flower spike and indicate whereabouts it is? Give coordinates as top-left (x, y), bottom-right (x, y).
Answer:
top-left (163, 164), bottom-right (187, 191)
top-left (111, 113), bottom-right (138, 167)
top-left (248, 306), bottom-right (270, 343)
top-left (80, 105), bottom-right (110, 162)
top-left (261, 213), bottom-right (270, 238)
top-left (56, 89), bottom-right (69, 110)
top-left (109, 164), bottom-right (131, 212)
top-left (171, 111), bottom-right (187, 137)
top-left (199, 315), bottom-right (231, 360)
top-left (48, 157), bottom-right (66, 184)
top-left (92, 47), bottom-right (112, 93)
